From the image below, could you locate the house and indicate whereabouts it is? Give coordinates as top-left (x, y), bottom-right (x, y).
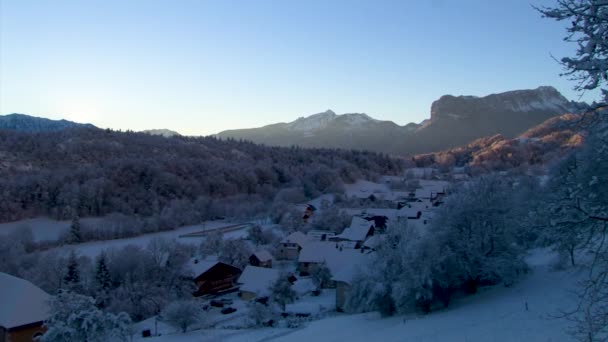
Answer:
top-left (184, 259), bottom-right (242, 297)
top-left (332, 217), bottom-right (374, 248)
top-left (237, 266), bottom-right (280, 300)
top-left (307, 230), bottom-right (336, 242)
top-left (332, 264), bottom-right (363, 312)
top-left (277, 231), bottom-right (309, 260)
top-left (397, 201), bottom-right (433, 220)
top-left (249, 250), bottom-right (273, 268)
top-left (302, 204), bottom-right (317, 222)
top-left (0, 272), bottom-right (49, 342)
top-left (297, 241), bottom-right (367, 283)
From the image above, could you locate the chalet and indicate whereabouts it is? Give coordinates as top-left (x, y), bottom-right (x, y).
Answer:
top-left (332, 217), bottom-right (374, 248)
top-left (184, 259), bottom-right (242, 297)
top-left (238, 266), bottom-right (280, 300)
top-left (307, 230), bottom-right (336, 242)
top-left (0, 272), bottom-right (49, 342)
top-left (249, 250), bottom-right (273, 268)
top-left (278, 231), bottom-right (309, 260)
top-left (297, 241), bottom-right (367, 283)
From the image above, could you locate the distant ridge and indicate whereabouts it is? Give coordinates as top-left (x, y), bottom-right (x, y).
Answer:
top-left (0, 113), bottom-right (95, 132)
top-left (217, 86), bottom-right (588, 155)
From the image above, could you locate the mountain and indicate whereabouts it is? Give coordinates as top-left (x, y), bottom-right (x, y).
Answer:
top-left (217, 86), bottom-right (587, 155)
top-left (0, 114), bottom-right (95, 132)
top-left (411, 110), bottom-right (594, 173)
top-left (141, 129), bottom-right (181, 137)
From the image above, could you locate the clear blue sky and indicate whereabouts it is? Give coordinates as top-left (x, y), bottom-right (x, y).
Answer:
top-left (0, 0), bottom-right (598, 135)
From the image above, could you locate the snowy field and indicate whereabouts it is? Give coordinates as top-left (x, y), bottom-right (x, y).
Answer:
top-left (136, 249), bottom-right (581, 341)
top-left (0, 217), bottom-right (104, 242)
top-left (45, 220), bottom-right (252, 259)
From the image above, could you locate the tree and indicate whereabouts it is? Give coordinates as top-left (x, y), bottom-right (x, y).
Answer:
top-left (42, 290), bottom-right (131, 342)
top-left (67, 215), bottom-right (82, 244)
top-left (271, 273), bottom-right (296, 312)
top-left (161, 300), bottom-right (204, 333)
top-left (63, 251), bottom-right (81, 291)
top-left (310, 263), bottom-right (332, 290)
top-left (247, 301), bottom-right (276, 327)
top-left (540, 121), bottom-right (608, 341)
top-left (199, 231), bottom-right (223, 257)
top-left (94, 253), bottom-right (112, 308)
top-left (218, 238), bottom-right (252, 269)
top-left (537, 1), bottom-right (608, 100)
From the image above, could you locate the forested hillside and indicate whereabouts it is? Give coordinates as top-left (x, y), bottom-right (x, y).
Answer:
top-left (0, 127), bottom-right (402, 223)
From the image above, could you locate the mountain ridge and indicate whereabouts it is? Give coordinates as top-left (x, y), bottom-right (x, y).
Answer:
top-left (217, 86), bottom-right (588, 155)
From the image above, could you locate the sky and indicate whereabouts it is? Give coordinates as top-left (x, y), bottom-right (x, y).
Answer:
top-left (0, 0), bottom-right (599, 136)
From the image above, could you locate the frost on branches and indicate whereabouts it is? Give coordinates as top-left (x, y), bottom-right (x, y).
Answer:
top-left (538, 1), bottom-right (608, 100)
top-left (41, 290), bottom-right (131, 342)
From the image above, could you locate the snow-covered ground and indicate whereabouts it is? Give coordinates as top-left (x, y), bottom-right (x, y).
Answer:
top-left (0, 217), bottom-right (104, 242)
top-left (49, 220), bottom-right (251, 259)
top-left (136, 248), bottom-right (581, 341)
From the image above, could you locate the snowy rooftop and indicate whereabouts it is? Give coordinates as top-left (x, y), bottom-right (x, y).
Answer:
top-left (183, 257), bottom-right (221, 278)
top-left (281, 231), bottom-right (309, 246)
top-left (335, 217), bottom-right (374, 242)
top-left (298, 241), bottom-right (369, 276)
top-left (0, 272), bottom-right (50, 329)
top-left (252, 250), bottom-right (273, 262)
top-left (238, 266), bottom-right (279, 296)
top-left (362, 235), bottom-right (384, 250)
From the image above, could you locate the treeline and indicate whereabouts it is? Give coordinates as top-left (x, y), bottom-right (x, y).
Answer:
top-left (0, 127), bottom-right (403, 223)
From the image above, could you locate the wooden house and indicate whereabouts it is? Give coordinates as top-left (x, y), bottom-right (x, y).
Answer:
top-left (185, 259), bottom-right (242, 297)
top-left (249, 250), bottom-right (273, 268)
top-left (0, 272), bottom-right (49, 342)
top-left (237, 266), bottom-right (280, 300)
top-left (277, 231), bottom-right (309, 260)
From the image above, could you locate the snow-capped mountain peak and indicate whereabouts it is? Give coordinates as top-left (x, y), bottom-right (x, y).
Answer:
top-left (286, 110), bottom-right (337, 132)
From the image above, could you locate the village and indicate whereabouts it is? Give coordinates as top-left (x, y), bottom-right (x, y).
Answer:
top-left (0, 168), bottom-right (453, 341)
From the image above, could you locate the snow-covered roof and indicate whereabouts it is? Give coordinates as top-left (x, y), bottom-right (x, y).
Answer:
top-left (183, 257), bottom-right (221, 278)
top-left (307, 230), bottom-right (337, 241)
top-left (335, 217), bottom-right (374, 242)
top-left (281, 231), bottom-right (309, 246)
top-left (298, 242), bottom-right (368, 277)
top-left (292, 278), bottom-right (316, 295)
top-left (398, 201), bottom-right (433, 217)
top-left (0, 272), bottom-right (50, 329)
top-left (252, 250), bottom-right (273, 262)
top-left (238, 266), bottom-right (279, 296)
top-left (362, 235), bottom-right (384, 250)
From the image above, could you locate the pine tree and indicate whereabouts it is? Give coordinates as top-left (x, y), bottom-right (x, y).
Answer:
top-left (63, 251), bottom-right (80, 290)
top-left (95, 253), bottom-right (112, 291)
top-left (67, 215), bottom-right (82, 244)
top-left (94, 252), bottom-right (112, 308)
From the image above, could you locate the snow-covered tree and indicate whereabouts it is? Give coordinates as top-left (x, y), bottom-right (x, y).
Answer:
top-left (310, 263), bottom-right (332, 290)
top-left (94, 253), bottom-right (112, 308)
top-left (247, 301), bottom-right (276, 327)
top-left (540, 117), bottom-right (608, 341)
top-left (67, 215), bottom-right (82, 244)
top-left (160, 300), bottom-right (204, 333)
top-left (42, 290), bottom-right (131, 342)
top-left (63, 251), bottom-right (81, 291)
top-left (271, 273), bottom-right (296, 311)
top-left (537, 0), bottom-right (608, 100)
top-left (199, 231), bottom-right (223, 257)
top-left (218, 238), bottom-right (252, 269)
